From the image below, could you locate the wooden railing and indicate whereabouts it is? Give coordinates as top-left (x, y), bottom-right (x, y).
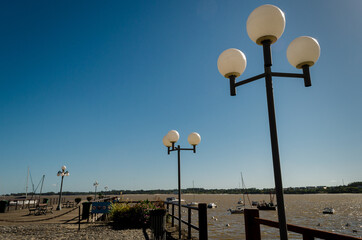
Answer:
top-left (165, 202), bottom-right (208, 240)
top-left (244, 209), bottom-right (361, 240)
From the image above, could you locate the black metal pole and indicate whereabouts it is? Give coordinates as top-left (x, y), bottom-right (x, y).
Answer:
top-left (263, 41), bottom-right (288, 240)
top-left (177, 146), bottom-right (182, 239)
top-left (56, 175), bottom-right (64, 210)
top-left (94, 186), bottom-right (97, 200)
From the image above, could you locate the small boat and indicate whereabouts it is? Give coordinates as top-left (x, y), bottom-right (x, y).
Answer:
top-left (322, 207), bottom-right (335, 214)
top-left (187, 202), bottom-right (198, 207)
top-left (208, 203), bottom-right (217, 208)
top-left (228, 205), bottom-right (244, 214)
top-left (257, 201), bottom-right (276, 210)
top-left (237, 198), bottom-right (244, 205)
top-left (166, 197), bottom-right (185, 204)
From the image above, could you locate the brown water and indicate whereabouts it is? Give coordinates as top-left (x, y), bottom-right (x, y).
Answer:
top-left (125, 193), bottom-right (361, 239)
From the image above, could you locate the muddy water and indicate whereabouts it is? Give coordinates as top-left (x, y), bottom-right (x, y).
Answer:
top-left (124, 193), bottom-right (361, 239)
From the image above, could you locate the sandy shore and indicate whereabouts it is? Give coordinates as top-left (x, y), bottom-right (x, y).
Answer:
top-left (0, 224), bottom-right (151, 240)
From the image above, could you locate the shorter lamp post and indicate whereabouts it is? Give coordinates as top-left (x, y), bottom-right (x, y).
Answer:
top-left (93, 181), bottom-right (99, 200)
top-left (163, 130), bottom-right (201, 240)
top-left (56, 165), bottom-right (69, 210)
top-left (104, 186), bottom-right (108, 198)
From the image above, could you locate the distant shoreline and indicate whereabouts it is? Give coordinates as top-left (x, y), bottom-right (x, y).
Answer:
top-left (3, 182), bottom-right (361, 197)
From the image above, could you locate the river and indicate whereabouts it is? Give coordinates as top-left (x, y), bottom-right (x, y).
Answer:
top-left (125, 193), bottom-right (361, 239)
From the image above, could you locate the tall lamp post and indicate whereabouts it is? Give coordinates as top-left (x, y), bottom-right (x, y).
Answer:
top-left (217, 5), bottom-right (320, 240)
top-left (56, 165), bottom-right (69, 210)
top-left (163, 130), bottom-right (201, 240)
top-left (93, 181), bottom-right (99, 200)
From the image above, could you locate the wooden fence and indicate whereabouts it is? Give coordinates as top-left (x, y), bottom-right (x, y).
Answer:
top-left (244, 209), bottom-right (361, 240)
top-left (165, 202), bottom-right (208, 240)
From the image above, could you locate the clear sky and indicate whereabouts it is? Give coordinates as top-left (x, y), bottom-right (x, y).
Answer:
top-left (0, 0), bottom-right (361, 195)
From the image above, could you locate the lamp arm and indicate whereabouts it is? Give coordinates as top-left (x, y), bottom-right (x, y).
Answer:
top-left (229, 73), bottom-right (266, 96)
top-left (234, 73), bottom-right (266, 87)
top-left (271, 65), bottom-right (311, 87)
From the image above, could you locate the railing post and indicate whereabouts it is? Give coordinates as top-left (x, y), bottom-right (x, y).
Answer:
top-left (244, 209), bottom-right (261, 240)
top-left (302, 234), bottom-right (314, 240)
top-left (188, 207), bottom-right (192, 239)
top-left (172, 204), bottom-right (175, 227)
top-left (198, 203), bottom-right (208, 240)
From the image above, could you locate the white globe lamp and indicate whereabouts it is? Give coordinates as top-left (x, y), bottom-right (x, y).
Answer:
top-left (287, 36), bottom-right (320, 69)
top-left (217, 48), bottom-right (247, 78)
top-left (246, 4), bottom-right (286, 45)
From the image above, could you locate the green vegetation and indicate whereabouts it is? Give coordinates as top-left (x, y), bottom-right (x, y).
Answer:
top-left (109, 200), bottom-right (164, 229)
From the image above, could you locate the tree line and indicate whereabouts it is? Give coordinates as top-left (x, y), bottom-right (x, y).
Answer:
top-left (6, 182), bottom-right (362, 196)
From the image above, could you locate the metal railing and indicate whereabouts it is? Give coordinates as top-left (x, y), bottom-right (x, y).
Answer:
top-left (244, 209), bottom-right (361, 240)
top-left (5, 197), bottom-right (65, 211)
top-left (165, 202), bottom-right (208, 240)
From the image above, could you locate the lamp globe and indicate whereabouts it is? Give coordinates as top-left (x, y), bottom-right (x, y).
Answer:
top-left (188, 132), bottom-right (201, 146)
top-left (163, 135), bottom-right (172, 147)
top-left (287, 36), bottom-right (320, 69)
top-left (246, 4), bottom-right (286, 45)
top-left (217, 48), bottom-right (247, 78)
top-left (167, 130), bottom-right (180, 143)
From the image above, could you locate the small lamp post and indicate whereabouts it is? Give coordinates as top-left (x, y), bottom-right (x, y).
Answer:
top-left (93, 181), bottom-right (99, 200)
top-left (163, 130), bottom-right (201, 240)
top-left (217, 5), bottom-right (320, 240)
top-left (104, 186), bottom-right (108, 198)
top-left (56, 165), bottom-right (69, 210)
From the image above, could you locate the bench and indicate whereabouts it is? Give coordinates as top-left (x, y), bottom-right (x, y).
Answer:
top-left (28, 208), bottom-right (37, 215)
top-left (28, 204), bottom-right (53, 215)
top-left (62, 201), bottom-right (75, 208)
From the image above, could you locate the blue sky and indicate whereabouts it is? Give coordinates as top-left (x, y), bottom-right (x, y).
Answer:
top-left (0, 0), bottom-right (361, 195)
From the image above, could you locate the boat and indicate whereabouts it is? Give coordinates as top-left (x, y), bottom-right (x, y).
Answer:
top-left (237, 198), bottom-right (244, 205)
top-left (166, 197), bottom-right (185, 204)
top-left (228, 205), bottom-right (244, 214)
top-left (257, 192), bottom-right (276, 210)
top-left (187, 202), bottom-right (198, 207)
top-left (257, 201), bottom-right (276, 210)
top-left (187, 181), bottom-right (198, 207)
top-left (208, 203), bottom-right (217, 208)
top-left (322, 207), bottom-right (335, 214)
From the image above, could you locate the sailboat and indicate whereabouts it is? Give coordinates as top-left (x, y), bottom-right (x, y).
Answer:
top-left (257, 192), bottom-right (276, 210)
top-left (229, 172), bottom-right (250, 214)
top-left (187, 180), bottom-right (198, 207)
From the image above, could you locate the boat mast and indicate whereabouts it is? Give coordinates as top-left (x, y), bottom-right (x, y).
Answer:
top-left (38, 175), bottom-right (45, 202)
top-left (241, 172), bottom-right (246, 205)
top-left (26, 167), bottom-right (29, 198)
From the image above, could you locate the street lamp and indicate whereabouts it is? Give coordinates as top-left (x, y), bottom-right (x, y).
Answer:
top-left (56, 165), bottom-right (69, 210)
top-left (93, 181), bottom-right (99, 200)
top-left (163, 130), bottom-right (201, 239)
top-left (217, 5), bottom-right (320, 240)
top-left (104, 186), bottom-right (108, 198)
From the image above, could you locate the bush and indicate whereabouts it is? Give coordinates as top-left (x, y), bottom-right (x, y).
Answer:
top-left (75, 198), bottom-right (82, 204)
top-left (110, 200), bottom-right (164, 229)
top-left (86, 196), bottom-right (93, 202)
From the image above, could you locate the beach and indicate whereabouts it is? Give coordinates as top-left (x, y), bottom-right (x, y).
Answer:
top-left (0, 224), bottom-right (151, 240)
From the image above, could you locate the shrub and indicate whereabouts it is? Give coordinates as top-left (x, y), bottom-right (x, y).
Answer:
top-left (110, 200), bottom-right (164, 229)
top-left (86, 196), bottom-right (93, 202)
top-left (75, 198), bottom-right (82, 204)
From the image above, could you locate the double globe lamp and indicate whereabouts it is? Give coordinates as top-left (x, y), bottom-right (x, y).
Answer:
top-left (217, 5), bottom-right (320, 240)
top-left (163, 130), bottom-right (201, 239)
top-left (56, 165), bottom-right (69, 210)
